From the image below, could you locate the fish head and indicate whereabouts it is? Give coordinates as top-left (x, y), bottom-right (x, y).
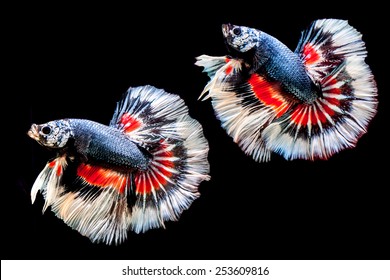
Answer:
top-left (27, 119), bottom-right (72, 148)
top-left (222, 23), bottom-right (260, 53)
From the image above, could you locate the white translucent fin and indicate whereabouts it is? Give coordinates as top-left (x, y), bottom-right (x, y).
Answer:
top-left (196, 55), bottom-right (273, 162)
top-left (51, 180), bottom-right (132, 245)
top-left (31, 156), bottom-right (67, 212)
top-left (195, 55), bottom-right (244, 101)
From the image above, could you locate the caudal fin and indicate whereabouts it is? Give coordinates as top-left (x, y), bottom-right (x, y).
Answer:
top-left (110, 85), bottom-right (211, 234)
top-left (263, 19), bottom-right (378, 160)
top-left (263, 58), bottom-right (378, 160)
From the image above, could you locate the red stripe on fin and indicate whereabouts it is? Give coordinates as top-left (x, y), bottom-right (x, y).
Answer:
top-left (77, 163), bottom-right (128, 193)
top-left (225, 65), bottom-right (233, 75)
top-left (322, 75), bottom-right (343, 95)
top-left (134, 141), bottom-right (174, 195)
top-left (120, 113), bottom-right (142, 133)
top-left (290, 101), bottom-right (335, 127)
top-left (248, 74), bottom-right (290, 117)
top-left (47, 159), bottom-right (63, 177)
top-left (56, 164), bottom-right (63, 176)
top-left (302, 43), bottom-right (320, 65)
top-left (224, 57), bottom-right (233, 74)
top-left (48, 160), bottom-right (56, 168)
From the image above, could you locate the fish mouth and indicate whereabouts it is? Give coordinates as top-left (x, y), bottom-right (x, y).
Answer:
top-left (27, 124), bottom-right (40, 141)
top-left (222, 23), bottom-right (232, 37)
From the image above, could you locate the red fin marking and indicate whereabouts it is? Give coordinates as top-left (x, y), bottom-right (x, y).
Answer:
top-left (316, 106), bottom-right (327, 124)
top-left (321, 103), bottom-right (335, 117)
top-left (120, 113), bottom-right (141, 133)
top-left (291, 100), bottom-right (338, 127)
top-left (77, 163), bottom-right (127, 193)
top-left (321, 76), bottom-right (341, 117)
top-left (135, 174), bottom-right (150, 194)
top-left (136, 173), bottom-right (150, 194)
top-left (47, 159), bottom-right (62, 176)
top-left (290, 105), bottom-right (301, 121)
top-left (248, 74), bottom-right (289, 117)
top-left (291, 105), bottom-right (308, 126)
top-left (310, 108), bottom-right (318, 126)
top-left (300, 108), bottom-right (309, 126)
top-left (134, 162), bottom-right (173, 195)
top-left (135, 173), bottom-right (161, 194)
top-left (303, 43), bottom-right (320, 65)
top-left (224, 58), bottom-right (233, 74)
top-left (157, 142), bottom-right (175, 171)
top-left (326, 98), bottom-right (340, 106)
top-left (56, 165), bottom-right (62, 176)
top-left (328, 87), bottom-right (342, 94)
top-left (225, 65), bottom-right (233, 75)
top-left (323, 76), bottom-right (342, 94)
top-left (134, 142), bottom-right (174, 195)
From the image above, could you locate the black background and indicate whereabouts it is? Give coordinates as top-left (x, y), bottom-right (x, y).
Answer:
top-left (6, 3), bottom-right (388, 260)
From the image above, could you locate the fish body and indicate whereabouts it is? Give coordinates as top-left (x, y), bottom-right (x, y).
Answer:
top-left (196, 19), bottom-right (378, 161)
top-left (29, 119), bottom-right (150, 170)
top-left (223, 23), bottom-right (319, 103)
top-left (28, 85), bottom-right (210, 245)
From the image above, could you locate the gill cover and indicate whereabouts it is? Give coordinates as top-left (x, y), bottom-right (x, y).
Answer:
top-left (28, 120), bottom-right (72, 148)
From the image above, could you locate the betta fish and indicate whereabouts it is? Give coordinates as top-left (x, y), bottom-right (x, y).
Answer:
top-left (27, 85), bottom-right (210, 245)
top-left (195, 19), bottom-right (378, 161)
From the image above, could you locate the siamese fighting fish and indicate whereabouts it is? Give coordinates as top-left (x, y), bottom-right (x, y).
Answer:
top-left (196, 19), bottom-right (378, 162)
top-left (27, 85), bottom-right (210, 245)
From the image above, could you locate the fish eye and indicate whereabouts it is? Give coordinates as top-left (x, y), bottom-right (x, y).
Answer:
top-left (41, 126), bottom-right (52, 135)
top-left (232, 28), bottom-right (241, 36)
